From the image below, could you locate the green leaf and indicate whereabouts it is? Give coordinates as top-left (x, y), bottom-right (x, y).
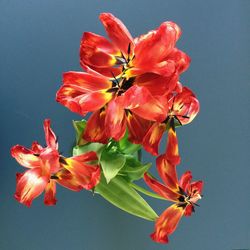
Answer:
top-left (95, 175), bottom-right (158, 221)
top-left (100, 150), bottom-right (126, 183)
top-left (73, 143), bottom-right (105, 158)
top-left (72, 120), bottom-right (87, 145)
top-left (118, 131), bottom-right (141, 154)
top-left (119, 155), bottom-right (151, 181)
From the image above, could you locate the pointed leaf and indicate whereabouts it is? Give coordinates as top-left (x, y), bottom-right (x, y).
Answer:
top-left (73, 143), bottom-right (105, 158)
top-left (100, 150), bottom-right (126, 183)
top-left (118, 131), bottom-right (141, 154)
top-left (72, 119), bottom-right (87, 145)
top-left (119, 155), bottom-right (151, 181)
top-left (95, 175), bottom-right (158, 221)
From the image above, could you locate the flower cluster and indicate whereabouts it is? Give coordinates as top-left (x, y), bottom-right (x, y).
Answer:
top-left (11, 13), bottom-right (203, 244)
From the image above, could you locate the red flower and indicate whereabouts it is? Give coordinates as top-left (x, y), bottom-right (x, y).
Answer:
top-left (80, 13), bottom-right (190, 81)
top-left (144, 127), bottom-right (203, 244)
top-left (143, 86), bottom-right (200, 155)
top-left (56, 71), bottom-right (165, 143)
top-left (11, 119), bottom-right (101, 207)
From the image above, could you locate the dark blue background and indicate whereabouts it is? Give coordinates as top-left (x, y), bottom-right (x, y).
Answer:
top-left (1, 1), bottom-right (249, 249)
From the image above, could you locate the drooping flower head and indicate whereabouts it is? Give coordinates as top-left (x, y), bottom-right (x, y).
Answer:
top-left (143, 86), bottom-right (200, 155)
top-left (144, 127), bottom-right (203, 243)
top-left (11, 119), bottom-right (101, 206)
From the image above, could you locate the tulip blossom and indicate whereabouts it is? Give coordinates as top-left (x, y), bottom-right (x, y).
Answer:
top-left (80, 13), bottom-right (190, 88)
top-left (143, 86), bottom-right (200, 155)
top-left (144, 127), bottom-right (203, 244)
top-left (56, 71), bottom-right (167, 143)
top-left (11, 119), bottom-right (101, 206)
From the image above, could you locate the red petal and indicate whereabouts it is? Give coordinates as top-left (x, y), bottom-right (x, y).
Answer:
top-left (184, 204), bottom-right (194, 217)
top-left (44, 119), bottom-right (58, 150)
top-left (123, 86), bottom-right (167, 122)
top-left (56, 85), bottom-right (86, 115)
top-left (63, 71), bottom-right (112, 92)
top-left (55, 169), bottom-right (83, 191)
top-left (179, 171), bottom-right (192, 192)
top-left (173, 86), bottom-right (200, 125)
top-left (134, 72), bottom-right (178, 96)
top-left (80, 32), bottom-right (118, 69)
top-left (105, 98), bottom-right (126, 141)
top-left (61, 155), bottom-right (101, 190)
top-left (100, 13), bottom-right (134, 55)
top-left (11, 145), bottom-right (40, 168)
top-left (151, 204), bottom-right (184, 244)
top-left (82, 64), bottom-right (122, 78)
top-left (83, 109), bottom-right (109, 144)
top-left (134, 21), bottom-right (181, 70)
top-left (56, 85), bottom-right (113, 115)
top-left (144, 173), bottom-right (179, 202)
top-left (14, 168), bottom-right (49, 207)
top-left (156, 155), bottom-right (179, 192)
top-left (165, 127), bottom-right (181, 165)
top-left (167, 48), bottom-right (191, 74)
top-left (126, 112), bottom-right (152, 144)
top-left (189, 180), bottom-right (203, 196)
top-left (142, 122), bottom-right (166, 156)
top-left (31, 141), bottom-right (43, 154)
top-left (44, 180), bottom-right (57, 206)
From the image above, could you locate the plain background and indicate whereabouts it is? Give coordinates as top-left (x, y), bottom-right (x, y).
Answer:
top-left (0, 1), bottom-right (249, 249)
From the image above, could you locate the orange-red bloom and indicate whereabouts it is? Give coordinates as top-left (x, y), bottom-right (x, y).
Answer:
top-left (143, 86), bottom-right (200, 155)
top-left (11, 119), bottom-right (101, 207)
top-left (56, 13), bottom-right (192, 144)
top-left (144, 127), bottom-right (203, 244)
top-left (80, 13), bottom-right (189, 81)
top-left (56, 71), bottom-right (165, 143)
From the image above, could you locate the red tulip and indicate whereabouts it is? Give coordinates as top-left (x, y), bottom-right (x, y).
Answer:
top-left (144, 127), bottom-right (203, 243)
top-left (143, 86), bottom-right (200, 155)
top-left (11, 119), bottom-right (101, 206)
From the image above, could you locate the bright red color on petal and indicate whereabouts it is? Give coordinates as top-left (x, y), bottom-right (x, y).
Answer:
top-left (144, 128), bottom-right (203, 244)
top-left (11, 120), bottom-right (101, 206)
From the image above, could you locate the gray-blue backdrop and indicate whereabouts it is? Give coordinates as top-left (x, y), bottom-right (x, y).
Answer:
top-left (0, 1), bottom-right (249, 249)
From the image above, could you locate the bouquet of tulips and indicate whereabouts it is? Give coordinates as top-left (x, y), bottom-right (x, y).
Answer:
top-left (11, 13), bottom-right (203, 244)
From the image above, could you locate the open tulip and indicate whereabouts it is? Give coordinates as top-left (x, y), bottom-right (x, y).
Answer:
top-left (11, 119), bottom-right (101, 206)
top-left (143, 86), bottom-right (200, 155)
top-left (144, 127), bottom-right (203, 243)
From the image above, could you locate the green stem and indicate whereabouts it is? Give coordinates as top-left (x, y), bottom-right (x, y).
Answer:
top-left (137, 149), bottom-right (142, 162)
top-left (130, 182), bottom-right (166, 200)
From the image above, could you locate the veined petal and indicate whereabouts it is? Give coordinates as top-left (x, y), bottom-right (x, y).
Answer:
top-left (143, 122), bottom-right (166, 156)
top-left (100, 13), bottom-right (134, 55)
top-left (55, 169), bottom-right (83, 191)
top-left (44, 119), bottom-right (58, 150)
top-left (82, 64), bottom-right (122, 78)
top-left (173, 86), bottom-right (200, 125)
top-left (105, 98), bottom-right (126, 141)
top-left (130, 98), bottom-right (167, 122)
top-left (167, 48), bottom-right (191, 74)
top-left (134, 21), bottom-right (181, 68)
top-left (189, 181), bottom-right (203, 197)
top-left (151, 204), bottom-right (184, 244)
top-left (39, 147), bottom-right (60, 174)
top-left (15, 168), bottom-right (49, 207)
top-left (83, 109), bottom-right (109, 144)
top-left (156, 155), bottom-right (179, 192)
top-left (60, 155), bottom-right (101, 190)
top-left (31, 141), bottom-right (43, 154)
top-left (134, 72), bottom-right (178, 96)
top-left (126, 112), bottom-right (152, 144)
top-left (56, 85), bottom-right (113, 115)
top-left (56, 85), bottom-right (86, 115)
top-left (165, 127), bottom-right (181, 165)
top-left (144, 173), bottom-right (179, 202)
top-left (44, 180), bottom-right (57, 206)
top-left (80, 32), bottom-right (119, 69)
top-left (11, 145), bottom-right (40, 168)
top-left (63, 71), bottom-right (112, 92)
top-left (179, 171), bottom-right (192, 192)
